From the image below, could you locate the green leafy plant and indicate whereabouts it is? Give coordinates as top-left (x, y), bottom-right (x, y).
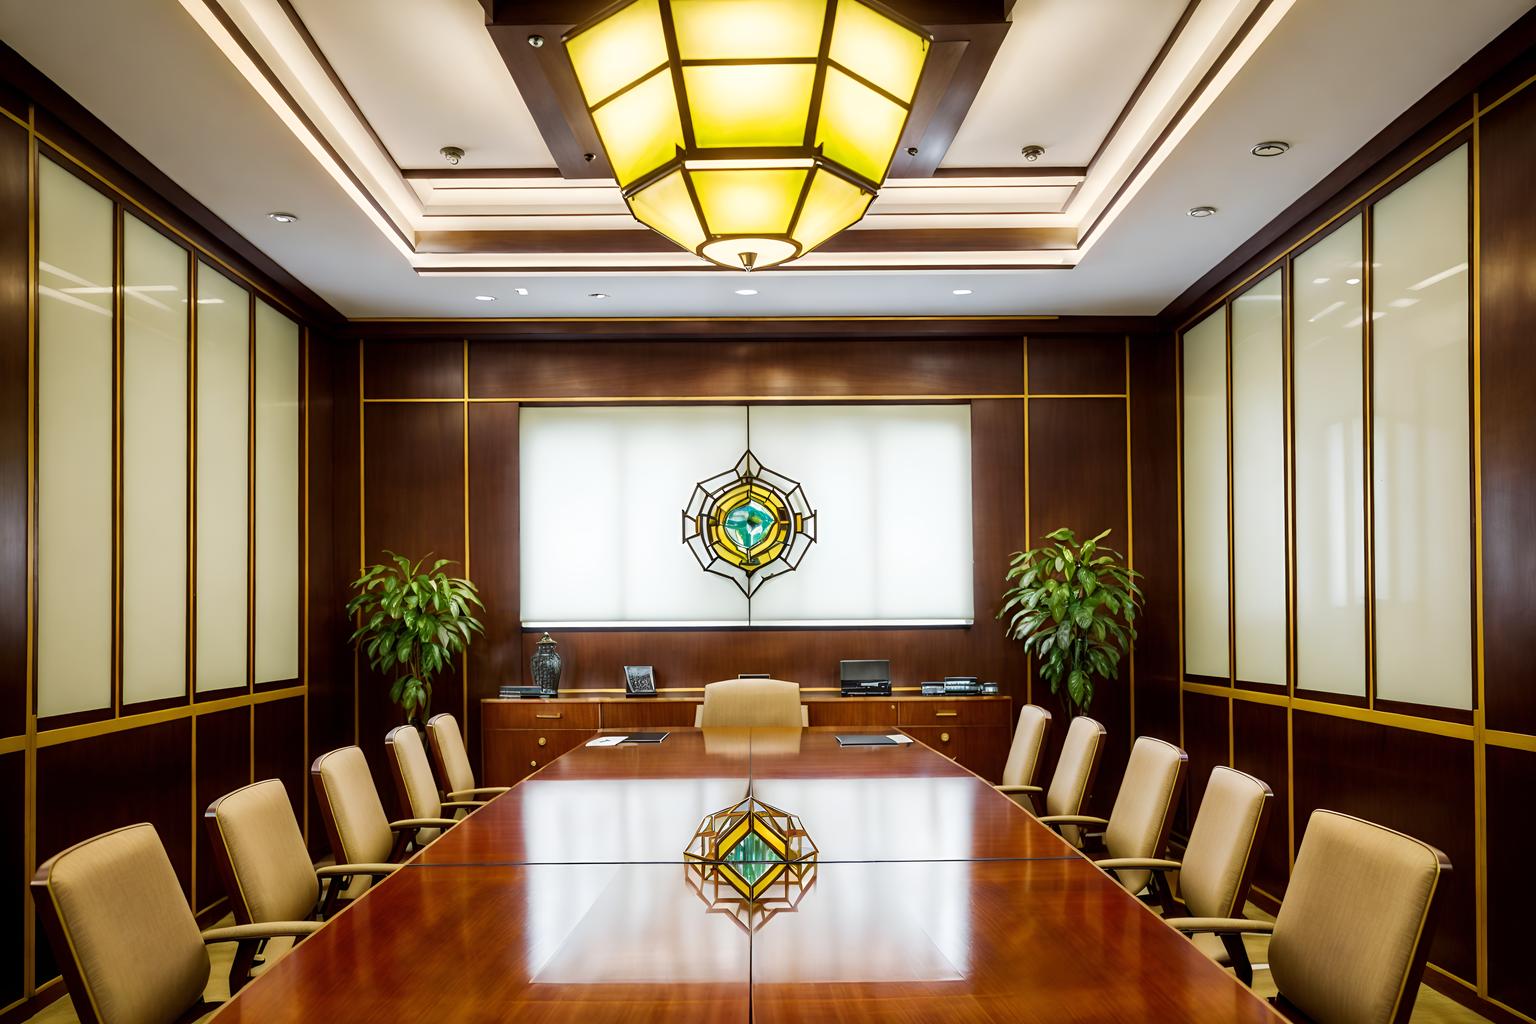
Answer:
top-left (346, 552), bottom-right (484, 723)
top-left (998, 528), bottom-right (1142, 716)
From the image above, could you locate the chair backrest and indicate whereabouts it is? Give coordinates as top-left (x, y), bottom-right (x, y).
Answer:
top-left (698, 678), bottom-right (806, 728)
top-left (311, 746), bottom-right (394, 865)
top-left (205, 779), bottom-right (320, 925)
top-left (1101, 736), bottom-right (1188, 893)
top-left (1177, 766), bottom-right (1273, 919)
top-left (32, 823), bottom-right (209, 1024)
top-left (426, 713), bottom-right (477, 795)
top-left (1269, 810), bottom-right (1451, 1024)
top-left (387, 726), bottom-right (447, 844)
top-left (1043, 714), bottom-right (1106, 818)
top-left (1000, 704), bottom-right (1052, 788)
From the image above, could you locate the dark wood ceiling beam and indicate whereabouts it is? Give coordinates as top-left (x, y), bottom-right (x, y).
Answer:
top-left (413, 225), bottom-right (1077, 255)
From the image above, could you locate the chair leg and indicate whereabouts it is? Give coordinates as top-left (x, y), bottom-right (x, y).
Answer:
top-left (1220, 932), bottom-right (1254, 987)
top-left (228, 939), bottom-right (262, 995)
top-left (320, 874), bottom-right (345, 919)
top-left (1150, 871), bottom-right (1180, 916)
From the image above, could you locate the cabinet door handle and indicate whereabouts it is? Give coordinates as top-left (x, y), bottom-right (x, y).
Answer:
top-left (529, 760), bottom-right (538, 768)
top-left (934, 710), bottom-right (959, 718)
top-left (537, 737), bottom-right (548, 747)
top-left (940, 732), bottom-right (951, 743)
top-left (535, 713), bottom-right (563, 720)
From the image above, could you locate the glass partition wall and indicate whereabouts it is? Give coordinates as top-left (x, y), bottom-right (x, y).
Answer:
top-left (1179, 143), bottom-right (1473, 713)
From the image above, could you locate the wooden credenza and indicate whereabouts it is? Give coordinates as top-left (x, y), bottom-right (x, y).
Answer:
top-left (482, 693), bottom-right (1013, 784)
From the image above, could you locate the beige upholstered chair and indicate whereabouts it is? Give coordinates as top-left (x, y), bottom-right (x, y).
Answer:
top-left (32, 823), bottom-right (319, 1024)
top-left (1170, 809), bottom-right (1451, 1024)
top-left (425, 713), bottom-right (510, 802)
top-left (311, 746), bottom-right (456, 891)
top-left (1010, 714), bottom-right (1105, 844)
top-left (1095, 766), bottom-right (1272, 981)
top-left (386, 725), bottom-right (488, 845)
top-left (1040, 735), bottom-right (1188, 897)
top-left (694, 678), bottom-right (809, 728)
top-left (205, 779), bottom-right (398, 983)
top-left (993, 704), bottom-right (1052, 810)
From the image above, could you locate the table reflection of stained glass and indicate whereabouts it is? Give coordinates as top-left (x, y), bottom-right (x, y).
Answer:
top-left (684, 789), bottom-right (818, 932)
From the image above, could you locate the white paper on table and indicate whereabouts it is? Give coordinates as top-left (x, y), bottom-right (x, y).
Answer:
top-left (585, 735), bottom-right (627, 747)
top-left (886, 734), bottom-right (915, 745)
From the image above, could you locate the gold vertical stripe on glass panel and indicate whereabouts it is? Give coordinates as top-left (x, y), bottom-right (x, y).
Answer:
top-left (23, 101), bottom-right (38, 999)
top-left (1361, 207), bottom-right (1376, 711)
top-left (1470, 94), bottom-right (1489, 999)
top-left (1021, 336), bottom-right (1031, 708)
top-left (1124, 336), bottom-right (1135, 740)
top-left (1225, 301), bottom-right (1235, 766)
top-left (112, 205), bottom-right (124, 718)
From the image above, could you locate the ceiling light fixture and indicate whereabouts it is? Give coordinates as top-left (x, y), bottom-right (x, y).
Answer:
top-left (735, 288), bottom-right (759, 296)
top-left (1187, 206), bottom-right (1217, 218)
top-left (1020, 145), bottom-right (1045, 162)
top-left (267, 211), bottom-right (298, 223)
top-left (514, 287), bottom-right (530, 296)
top-left (588, 292), bottom-right (609, 300)
top-left (474, 294), bottom-right (496, 301)
top-left (1345, 277), bottom-right (1360, 285)
top-left (563, 0), bottom-right (932, 271)
top-left (441, 146), bottom-right (466, 165)
top-left (1251, 140), bottom-right (1290, 157)
top-left (952, 288), bottom-right (973, 295)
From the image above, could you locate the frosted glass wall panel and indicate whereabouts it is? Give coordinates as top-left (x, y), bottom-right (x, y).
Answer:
top-left (1372, 148), bottom-right (1471, 708)
top-left (1181, 309), bottom-right (1229, 679)
top-left (255, 301), bottom-right (300, 683)
top-left (122, 217), bottom-right (188, 704)
top-left (1231, 272), bottom-right (1287, 686)
top-left (520, 405), bottom-right (974, 626)
top-left (37, 159), bottom-right (114, 717)
top-left (746, 405), bottom-right (973, 625)
top-left (521, 406), bottom-right (750, 625)
top-left (1293, 217), bottom-right (1366, 696)
top-left (196, 265), bottom-right (249, 691)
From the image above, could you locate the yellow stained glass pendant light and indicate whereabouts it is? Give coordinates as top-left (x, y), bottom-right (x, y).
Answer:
top-left (564, 0), bottom-right (932, 270)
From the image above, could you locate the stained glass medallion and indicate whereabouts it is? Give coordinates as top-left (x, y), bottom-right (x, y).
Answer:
top-left (684, 790), bottom-right (818, 932)
top-left (682, 450), bottom-right (816, 596)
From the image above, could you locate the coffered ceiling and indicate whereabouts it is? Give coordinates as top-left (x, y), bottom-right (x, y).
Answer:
top-left (0, 0), bottom-right (1528, 316)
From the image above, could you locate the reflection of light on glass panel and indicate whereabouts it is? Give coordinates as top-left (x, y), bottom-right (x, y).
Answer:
top-left (1181, 309), bottom-right (1228, 678)
top-left (531, 865), bottom-right (748, 983)
top-left (1294, 216), bottom-right (1366, 696)
top-left (1371, 146), bottom-right (1470, 708)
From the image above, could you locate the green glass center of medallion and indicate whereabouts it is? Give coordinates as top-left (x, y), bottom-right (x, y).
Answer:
top-left (723, 501), bottom-right (773, 551)
top-left (725, 832), bottom-right (780, 885)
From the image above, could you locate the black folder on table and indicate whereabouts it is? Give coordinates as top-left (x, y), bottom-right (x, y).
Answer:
top-left (621, 732), bottom-right (669, 744)
top-left (835, 734), bottom-right (900, 746)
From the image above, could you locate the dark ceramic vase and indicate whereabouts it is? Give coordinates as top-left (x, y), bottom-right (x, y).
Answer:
top-left (530, 632), bottom-right (563, 696)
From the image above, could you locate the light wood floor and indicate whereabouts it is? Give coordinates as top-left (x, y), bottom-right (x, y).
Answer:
top-left (23, 905), bottom-right (1492, 1023)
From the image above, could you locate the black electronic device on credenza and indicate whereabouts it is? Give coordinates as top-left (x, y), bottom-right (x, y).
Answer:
top-left (919, 677), bottom-right (1001, 696)
top-left (500, 685), bottom-right (545, 699)
top-left (839, 659), bottom-right (892, 697)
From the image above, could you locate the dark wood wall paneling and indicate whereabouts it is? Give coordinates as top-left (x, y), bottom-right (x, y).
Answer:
top-left (1179, 691), bottom-right (1228, 837)
top-left (0, 752), bottom-right (23, 1007)
top-left (1159, 27), bottom-right (1536, 1021)
top-left (0, 113), bottom-right (25, 743)
top-left (254, 697), bottom-right (307, 829)
top-left (194, 708), bottom-right (251, 912)
top-left (1024, 336), bottom-right (1132, 815)
top-left (466, 402), bottom-right (521, 770)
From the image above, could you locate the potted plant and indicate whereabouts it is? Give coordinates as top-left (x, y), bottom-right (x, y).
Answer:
top-left (346, 552), bottom-right (485, 724)
top-left (997, 528), bottom-right (1142, 716)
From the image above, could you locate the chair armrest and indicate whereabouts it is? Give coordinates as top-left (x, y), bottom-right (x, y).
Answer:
top-left (441, 800), bottom-right (488, 811)
top-left (1165, 917), bottom-right (1275, 936)
top-left (1037, 815), bottom-right (1110, 827)
top-left (994, 784), bottom-right (1042, 794)
top-left (390, 817), bottom-right (459, 831)
top-left (447, 787), bottom-right (510, 800)
top-left (315, 863), bottom-right (398, 879)
top-left (202, 921), bottom-right (322, 944)
top-left (1096, 858), bottom-right (1182, 872)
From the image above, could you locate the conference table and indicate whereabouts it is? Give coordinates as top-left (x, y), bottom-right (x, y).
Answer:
top-left (216, 728), bottom-right (1281, 1022)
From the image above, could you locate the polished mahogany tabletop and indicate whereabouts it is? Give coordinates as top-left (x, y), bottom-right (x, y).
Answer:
top-left (216, 728), bottom-right (1281, 1022)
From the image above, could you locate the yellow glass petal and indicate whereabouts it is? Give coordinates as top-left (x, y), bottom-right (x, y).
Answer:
top-left (591, 69), bottom-right (683, 187)
top-left (689, 167), bottom-right (809, 235)
top-left (566, 0), bottom-right (669, 107)
top-left (683, 65), bottom-right (816, 149)
top-left (672, 0), bottom-right (827, 60)
top-left (829, 0), bottom-right (929, 102)
top-left (815, 68), bottom-right (907, 184)
top-left (790, 168), bottom-right (872, 253)
top-left (628, 169), bottom-right (707, 252)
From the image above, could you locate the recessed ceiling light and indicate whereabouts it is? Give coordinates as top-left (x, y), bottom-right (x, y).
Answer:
top-left (440, 146), bottom-right (465, 165)
top-left (267, 211), bottom-right (298, 223)
top-left (1187, 206), bottom-right (1217, 218)
top-left (735, 288), bottom-right (758, 296)
top-left (588, 292), bottom-right (609, 300)
top-left (952, 289), bottom-right (973, 295)
top-left (1346, 277), bottom-right (1361, 285)
top-left (514, 287), bottom-right (529, 296)
top-left (1251, 140), bottom-right (1290, 157)
top-left (474, 294), bottom-right (495, 301)
top-left (1312, 277), bottom-right (1330, 285)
